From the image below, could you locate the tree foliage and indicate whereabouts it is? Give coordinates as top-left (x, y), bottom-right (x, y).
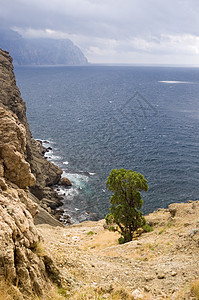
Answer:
top-left (105, 168), bottom-right (149, 243)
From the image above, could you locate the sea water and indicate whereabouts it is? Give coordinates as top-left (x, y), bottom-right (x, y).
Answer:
top-left (15, 65), bottom-right (199, 223)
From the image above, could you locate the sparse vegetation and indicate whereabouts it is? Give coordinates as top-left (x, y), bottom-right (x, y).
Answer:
top-left (0, 279), bottom-right (13, 300)
top-left (158, 221), bottom-right (173, 235)
top-left (87, 231), bottom-right (94, 236)
top-left (142, 224), bottom-right (153, 233)
top-left (33, 242), bottom-right (46, 257)
top-left (191, 279), bottom-right (199, 299)
top-left (70, 285), bottom-right (133, 299)
top-left (0, 280), bottom-right (67, 300)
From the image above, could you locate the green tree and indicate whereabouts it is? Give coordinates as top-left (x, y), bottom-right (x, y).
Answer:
top-left (105, 168), bottom-right (149, 244)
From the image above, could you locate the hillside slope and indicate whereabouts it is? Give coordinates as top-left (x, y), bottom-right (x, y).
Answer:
top-left (38, 201), bottom-right (199, 299)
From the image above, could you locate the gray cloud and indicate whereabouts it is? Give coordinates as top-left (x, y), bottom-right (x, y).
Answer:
top-left (1, 0), bottom-right (199, 64)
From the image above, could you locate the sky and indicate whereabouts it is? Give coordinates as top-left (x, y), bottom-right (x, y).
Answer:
top-left (1, 0), bottom-right (199, 65)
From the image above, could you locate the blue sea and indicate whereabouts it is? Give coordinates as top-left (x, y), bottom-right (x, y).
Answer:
top-left (15, 65), bottom-right (199, 223)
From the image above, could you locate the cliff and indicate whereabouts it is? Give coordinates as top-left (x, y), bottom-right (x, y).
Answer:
top-left (0, 28), bottom-right (88, 66)
top-left (0, 49), bottom-right (64, 221)
top-left (0, 49), bottom-right (65, 299)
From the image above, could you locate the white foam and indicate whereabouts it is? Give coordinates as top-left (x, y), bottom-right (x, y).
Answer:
top-left (158, 81), bottom-right (193, 84)
top-left (63, 161), bottom-right (69, 165)
top-left (39, 139), bottom-right (55, 145)
top-left (89, 172), bottom-right (96, 176)
top-left (45, 154), bottom-right (62, 161)
top-left (56, 186), bottom-right (79, 199)
top-left (62, 171), bottom-right (89, 190)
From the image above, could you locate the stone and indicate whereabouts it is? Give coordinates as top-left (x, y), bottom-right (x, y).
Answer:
top-left (0, 160), bottom-right (4, 177)
top-left (157, 272), bottom-right (166, 279)
top-left (171, 271), bottom-right (177, 277)
top-left (144, 285), bottom-right (150, 292)
top-left (168, 204), bottom-right (177, 217)
top-left (132, 288), bottom-right (144, 299)
top-left (59, 177), bottom-right (72, 186)
top-left (0, 177), bottom-right (7, 190)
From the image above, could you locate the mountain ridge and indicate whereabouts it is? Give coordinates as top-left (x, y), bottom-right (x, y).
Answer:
top-left (0, 28), bottom-right (88, 66)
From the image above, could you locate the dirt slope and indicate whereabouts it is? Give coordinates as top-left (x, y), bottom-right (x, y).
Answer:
top-left (37, 200), bottom-right (199, 299)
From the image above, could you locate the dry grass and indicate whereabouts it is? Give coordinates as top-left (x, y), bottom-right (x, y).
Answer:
top-left (0, 280), bottom-right (13, 300)
top-left (169, 279), bottom-right (199, 300)
top-left (33, 242), bottom-right (46, 257)
top-left (38, 286), bottom-right (68, 300)
top-left (70, 285), bottom-right (154, 300)
top-left (70, 285), bottom-right (133, 300)
top-left (82, 231), bottom-right (120, 251)
top-left (191, 279), bottom-right (199, 299)
top-left (0, 279), bottom-right (67, 300)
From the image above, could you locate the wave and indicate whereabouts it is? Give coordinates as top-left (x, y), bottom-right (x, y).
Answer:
top-left (62, 171), bottom-right (89, 189)
top-left (158, 80), bottom-right (194, 84)
top-left (44, 151), bottom-right (62, 161)
top-left (89, 172), bottom-right (96, 176)
top-left (38, 139), bottom-right (56, 146)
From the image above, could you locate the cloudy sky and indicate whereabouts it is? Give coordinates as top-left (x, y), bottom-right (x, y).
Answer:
top-left (1, 0), bottom-right (199, 65)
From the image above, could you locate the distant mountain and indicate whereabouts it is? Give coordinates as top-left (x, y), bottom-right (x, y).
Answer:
top-left (0, 28), bottom-right (88, 65)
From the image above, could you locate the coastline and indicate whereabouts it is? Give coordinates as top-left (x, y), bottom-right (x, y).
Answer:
top-left (1, 48), bottom-right (199, 299)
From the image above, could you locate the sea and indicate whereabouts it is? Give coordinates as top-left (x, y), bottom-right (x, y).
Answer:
top-left (14, 65), bottom-right (199, 223)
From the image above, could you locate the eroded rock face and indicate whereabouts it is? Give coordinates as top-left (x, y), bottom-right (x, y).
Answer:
top-left (0, 49), bottom-right (61, 298)
top-left (0, 186), bottom-right (60, 298)
top-left (0, 107), bottom-right (35, 188)
top-left (0, 48), bottom-right (62, 201)
top-left (28, 139), bottom-right (63, 200)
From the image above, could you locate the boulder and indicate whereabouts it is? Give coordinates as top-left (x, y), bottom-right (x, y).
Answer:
top-left (59, 177), bottom-right (72, 187)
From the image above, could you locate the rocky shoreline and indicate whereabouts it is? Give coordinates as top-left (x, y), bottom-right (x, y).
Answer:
top-left (0, 47), bottom-right (71, 225)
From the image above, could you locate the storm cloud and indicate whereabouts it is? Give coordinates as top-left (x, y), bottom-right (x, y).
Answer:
top-left (1, 0), bottom-right (199, 64)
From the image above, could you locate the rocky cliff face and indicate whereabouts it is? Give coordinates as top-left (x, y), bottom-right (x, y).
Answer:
top-left (0, 185), bottom-right (61, 299)
top-left (0, 106), bottom-right (35, 188)
top-left (0, 48), bottom-right (63, 215)
top-left (0, 49), bottom-right (62, 298)
top-left (0, 28), bottom-right (88, 66)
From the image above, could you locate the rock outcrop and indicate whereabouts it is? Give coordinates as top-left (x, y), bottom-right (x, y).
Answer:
top-left (0, 48), bottom-right (63, 216)
top-left (0, 186), bottom-right (60, 299)
top-left (0, 48), bottom-right (63, 298)
top-left (0, 106), bottom-right (35, 188)
top-left (59, 177), bottom-right (72, 187)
